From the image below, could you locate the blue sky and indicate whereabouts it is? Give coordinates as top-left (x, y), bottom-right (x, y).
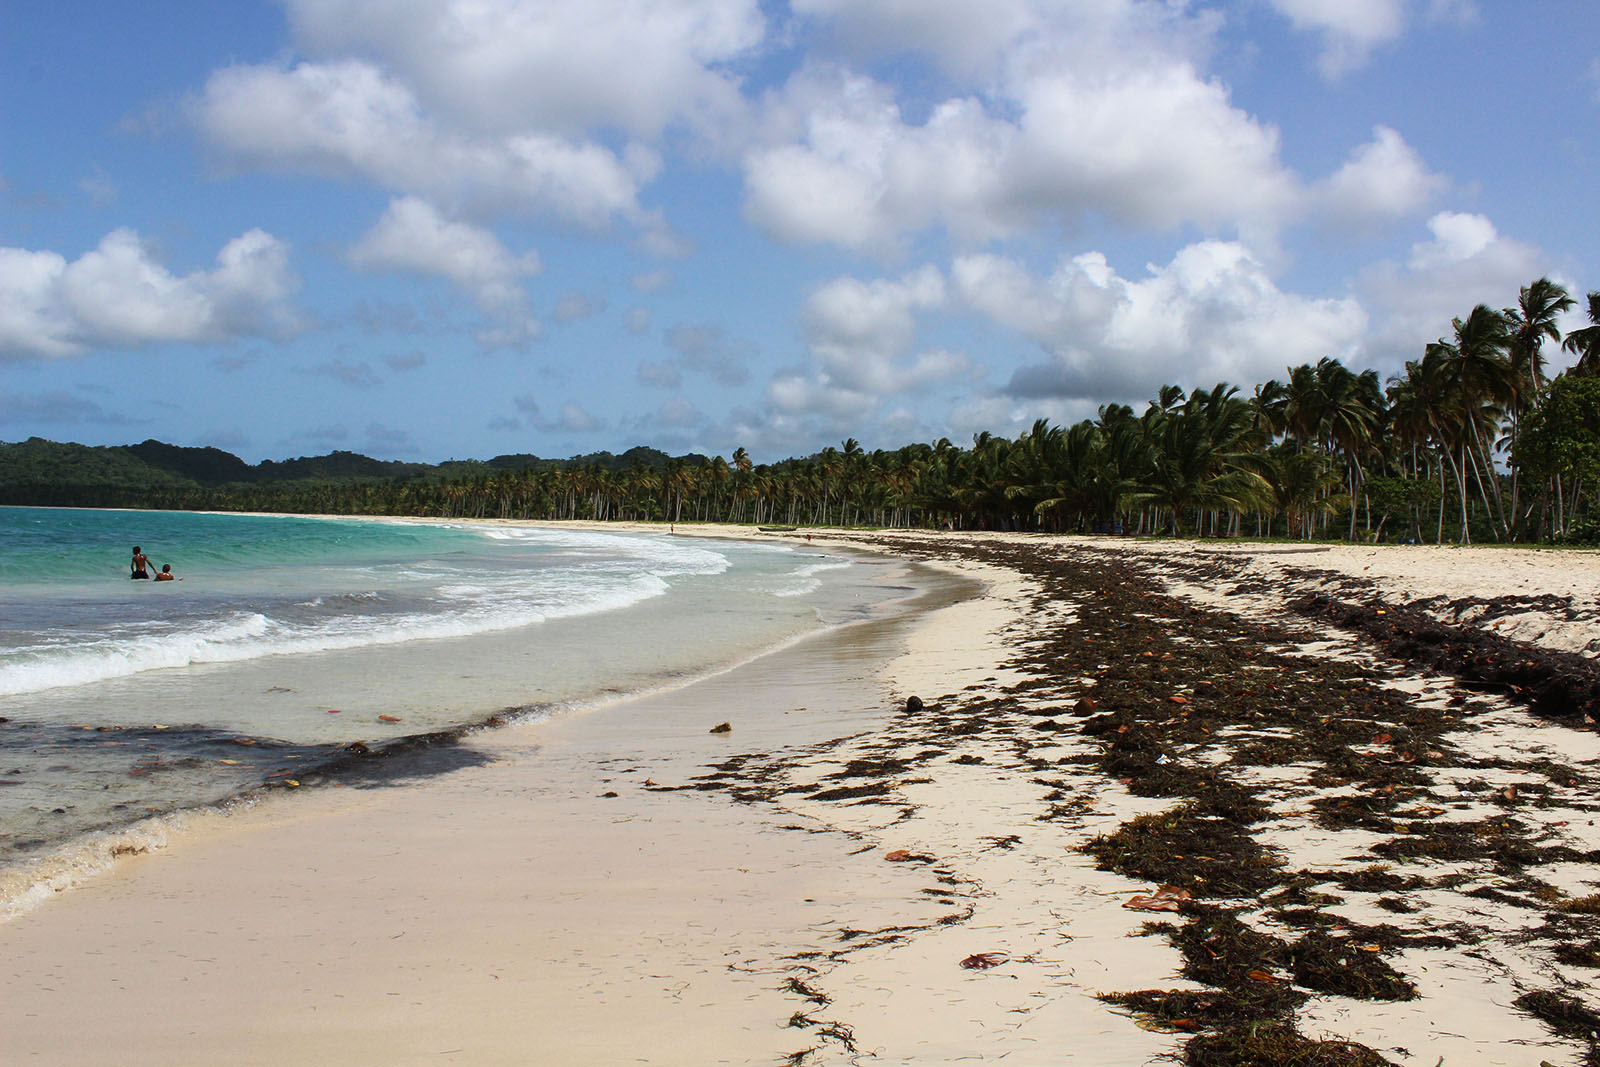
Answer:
top-left (3, 0), bottom-right (1596, 463)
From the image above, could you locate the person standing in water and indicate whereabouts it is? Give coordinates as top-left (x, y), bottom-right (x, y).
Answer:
top-left (130, 546), bottom-right (153, 580)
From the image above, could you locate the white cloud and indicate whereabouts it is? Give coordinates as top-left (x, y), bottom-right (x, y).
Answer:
top-left (766, 372), bottom-right (878, 420)
top-left (953, 242), bottom-right (1367, 399)
top-left (744, 56), bottom-right (1300, 254)
top-left (765, 265), bottom-right (967, 433)
top-left (0, 228), bottom-right (300, 359)
top-left (1316, 126), bottom-right (1447, 226)
top-left (1406, 211), bottom-right (1500, 271)
top-left (1361, 211), bottom-right (1549, 365)
top-left (626, 307), bottom-right (653, 335)
top-left (801, 265), bottom-right (963, 394)
top-left (194, 60), bottom-right (652, 226)
top-left (1268, 0), bottom-right (1406, 77)
top-left (284, 0), bottom-right (763, 139)
top-left (349, 197), bottom-right (540, 331)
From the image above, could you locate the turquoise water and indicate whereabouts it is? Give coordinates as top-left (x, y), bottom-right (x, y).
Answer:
top-left (0, 506), bottom-right (482, 591)
top-left (0, 507), bottom-right (917, 880)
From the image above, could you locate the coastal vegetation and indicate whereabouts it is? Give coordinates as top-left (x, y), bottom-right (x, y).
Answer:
top-left (4, 279), bottom-right (1598, 545)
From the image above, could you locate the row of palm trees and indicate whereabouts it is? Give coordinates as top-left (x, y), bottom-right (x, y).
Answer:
top-left (157, 278), bottom-right (1600, 543)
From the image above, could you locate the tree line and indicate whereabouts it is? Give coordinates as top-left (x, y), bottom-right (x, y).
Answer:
top-left (6, 279), bottom-right (1599, 544)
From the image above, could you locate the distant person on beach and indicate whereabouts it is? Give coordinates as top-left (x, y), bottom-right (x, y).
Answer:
top-left (130, 546), bottom-right (152, 580)
top-left (154, 564), bottom-right (180, 582)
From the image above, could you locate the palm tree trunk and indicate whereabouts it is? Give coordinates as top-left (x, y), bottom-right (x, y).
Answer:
top-left (1465, 420), bottom-right (1509, 539)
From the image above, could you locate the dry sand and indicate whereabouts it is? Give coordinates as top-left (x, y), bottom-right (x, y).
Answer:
top-left (3, 527), bottom-right (1599, 1065)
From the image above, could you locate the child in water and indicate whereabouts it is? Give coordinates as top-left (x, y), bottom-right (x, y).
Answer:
top-left (154, 564), bottom-right (180, 582)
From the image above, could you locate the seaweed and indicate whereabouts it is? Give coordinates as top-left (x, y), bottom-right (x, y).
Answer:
top-left (1182, 1023), bottom-right (1395, 1067)
top-left (1287, 932), bottom-right (1417, 1001)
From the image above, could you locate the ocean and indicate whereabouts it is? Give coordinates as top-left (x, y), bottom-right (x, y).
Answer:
top-left (0, 507), bottom-right (916, 902)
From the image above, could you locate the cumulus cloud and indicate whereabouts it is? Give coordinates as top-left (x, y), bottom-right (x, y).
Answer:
top-left (349, 197), bottom-right (540, 336)
top-left (194, 60), bottom-right (654, 226)
top-left (952, 242), bottom-right (1367, 399)
top-left (284, 0), bottom-right (763, 139)
top-left (1360, 211), bottom-right (1549, 366)
top-left (799, 265), bottom-right (965, 394)
top-left (762, 265), bottom-right (969, 435)
top-left (1316, 126), bottom-right (1448, 227)
top-left (744, 55), bottom-right (1299, 255)
top-left (1268, 0), bottom-right (1406, 77)
top-left (0, 228), bottom-right (300, 359)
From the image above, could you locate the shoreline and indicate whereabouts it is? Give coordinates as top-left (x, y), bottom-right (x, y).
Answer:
top-left (0, 523), bottom-right (1004, 1064)
top-left (4, 526), bottom-right (1600, 1063)
top-left (0, 517), bottom-right (925, 908)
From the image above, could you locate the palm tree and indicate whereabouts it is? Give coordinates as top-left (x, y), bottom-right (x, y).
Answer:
top-left (1127, 385), bottom-right (1269, 536)
top-left (1505, 278), bottom-right (1574, 397)
top-left (1563, 291), bottom-right (1600, 375)
top-left (1426, 305), bottom-right (1514, 542)
top-left (1260, 444), bottom-right (1348, 539)
top-left (1503, 278), bottom-right (1574, 535)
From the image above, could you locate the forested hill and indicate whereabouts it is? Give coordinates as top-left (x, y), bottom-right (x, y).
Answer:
top-left (0, 437), bottom-right (691, 509)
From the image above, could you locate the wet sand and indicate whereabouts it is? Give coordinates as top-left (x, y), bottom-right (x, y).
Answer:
top-left (4, 528), bottom-right (1600, 1065)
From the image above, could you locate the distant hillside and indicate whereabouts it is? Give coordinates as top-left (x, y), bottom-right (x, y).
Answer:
top-left (124, 439), bottom-right (255, 485)
top-left (0, 436), bottom-right (721, 510)
top-left (254, 450), bottom-right (431, 483)
top-left (0, 438), bottom-right (198, 507)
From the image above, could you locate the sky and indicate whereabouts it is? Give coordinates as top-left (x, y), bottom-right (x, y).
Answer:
top-left (2, 0), bottom-right (1597, 464)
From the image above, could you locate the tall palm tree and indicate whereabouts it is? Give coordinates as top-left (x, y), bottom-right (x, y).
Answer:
top-left (1502, 278), bottom-right (1574, 534)
top-left (1427, 305), bottom-right (1514, 541)
top-left (1505, 277), bottom-right (1574, 397)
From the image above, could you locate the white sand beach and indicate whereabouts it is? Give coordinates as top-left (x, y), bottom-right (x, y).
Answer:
top-left (4, 528), bottom-right (1599, 1065)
